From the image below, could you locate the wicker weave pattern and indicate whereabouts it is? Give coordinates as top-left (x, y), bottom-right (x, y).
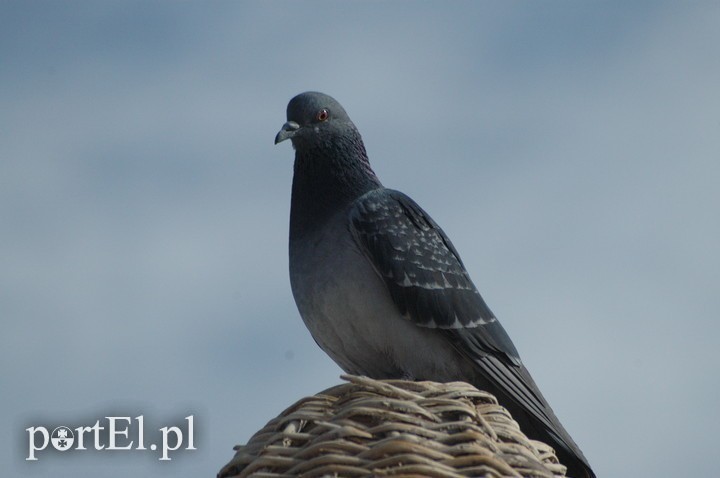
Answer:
top-left (219, 375), bottom-right (567, 478)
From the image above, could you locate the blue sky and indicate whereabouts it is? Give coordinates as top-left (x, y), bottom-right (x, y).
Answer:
top-left (2, 2), bottom-right (719, 476)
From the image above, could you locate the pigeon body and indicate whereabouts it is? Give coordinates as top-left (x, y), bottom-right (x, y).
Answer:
top-left (276, 91), bottom-right (595, 478)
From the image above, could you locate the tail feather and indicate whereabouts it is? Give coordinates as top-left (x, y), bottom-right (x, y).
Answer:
top-left (474, 356), bottom-right (595, 478)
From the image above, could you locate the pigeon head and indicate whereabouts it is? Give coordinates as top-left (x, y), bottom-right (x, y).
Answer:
top-left (278, 92), bottom-right (382, 237)
top-left (274, 92), bottom-right (356, 150)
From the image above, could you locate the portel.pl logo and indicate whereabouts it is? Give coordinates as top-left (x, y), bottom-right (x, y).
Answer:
top-left (26, 416), bottom-right (196, 461)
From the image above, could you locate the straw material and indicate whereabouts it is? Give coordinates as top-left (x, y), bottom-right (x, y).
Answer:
top-left (218, 375), bottom-right (567, 478)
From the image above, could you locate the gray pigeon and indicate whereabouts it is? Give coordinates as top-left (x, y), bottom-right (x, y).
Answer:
top-left (275, 91), bottom-right (595, 478)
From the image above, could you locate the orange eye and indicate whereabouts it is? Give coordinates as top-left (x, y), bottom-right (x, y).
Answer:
top-left (316, 109), bottom-right (329, 121)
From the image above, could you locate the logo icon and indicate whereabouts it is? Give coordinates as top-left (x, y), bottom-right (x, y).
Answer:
top-left (50, 427), bottom-right (74, 450)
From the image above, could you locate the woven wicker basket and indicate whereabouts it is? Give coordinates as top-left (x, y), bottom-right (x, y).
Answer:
top-left (218, 375), bottom-right (567, 478)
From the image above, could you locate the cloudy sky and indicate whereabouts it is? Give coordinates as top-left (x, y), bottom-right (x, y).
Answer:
top-left (2, 2), bottom-right (719, 477)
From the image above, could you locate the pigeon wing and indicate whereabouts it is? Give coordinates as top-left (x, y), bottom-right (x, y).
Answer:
top-left (348, 188), bottom-right (520, 364)
top-left (348, 188), bottom-right (568, 441)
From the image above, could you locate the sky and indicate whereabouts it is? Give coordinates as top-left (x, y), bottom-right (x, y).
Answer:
top-left (2, 1), bottom-right (719, 477)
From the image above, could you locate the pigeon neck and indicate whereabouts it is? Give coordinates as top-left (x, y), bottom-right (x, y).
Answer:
top-left (290, 137), bottom-right (381, 239)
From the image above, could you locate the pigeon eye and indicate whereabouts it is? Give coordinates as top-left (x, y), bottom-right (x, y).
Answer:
top-left (316, 109), bottom-right (329, 122)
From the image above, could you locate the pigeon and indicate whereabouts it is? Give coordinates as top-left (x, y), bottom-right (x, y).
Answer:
top-left (275, 91), bottom-right (595, 478)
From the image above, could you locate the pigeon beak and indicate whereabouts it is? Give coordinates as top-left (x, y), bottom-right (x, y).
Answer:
top-left (274, 121), bottom-right (300, 144)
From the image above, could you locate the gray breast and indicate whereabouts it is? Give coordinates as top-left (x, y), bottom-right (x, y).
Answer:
top-left (289, 210), bottom-right (472, 381)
